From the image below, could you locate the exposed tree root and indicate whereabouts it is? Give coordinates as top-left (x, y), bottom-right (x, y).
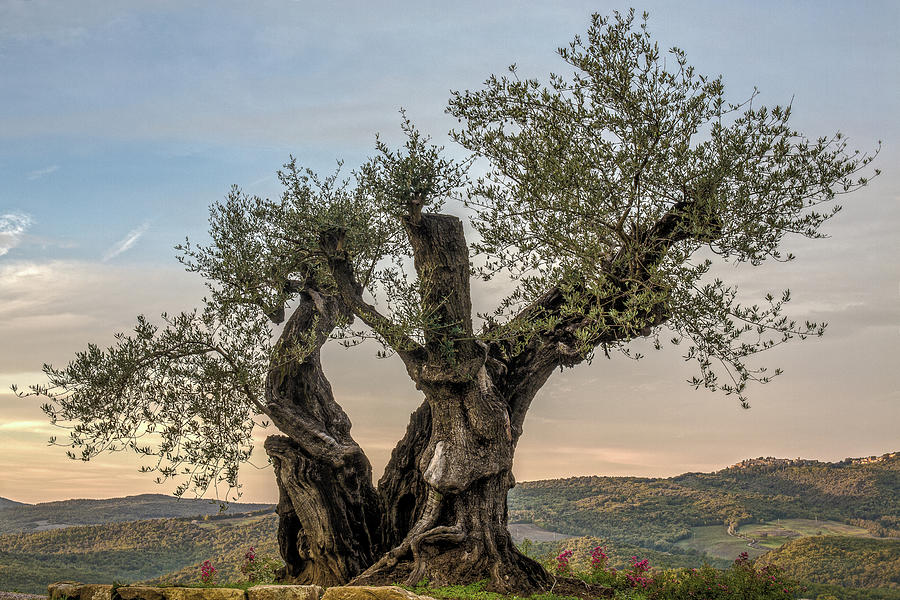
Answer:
top-left (353, 477), bottom-right (552, 594)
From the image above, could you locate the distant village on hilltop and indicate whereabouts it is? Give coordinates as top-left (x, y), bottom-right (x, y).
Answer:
top-left (728, 452), bottom-right (899, 470)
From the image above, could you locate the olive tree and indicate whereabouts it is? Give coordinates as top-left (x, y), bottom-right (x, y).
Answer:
top-left (23, 11), bottom-right (877, 592)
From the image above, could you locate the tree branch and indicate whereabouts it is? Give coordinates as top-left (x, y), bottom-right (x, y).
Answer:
top-left (401, 205), bottom-right (484, 378)
top-left (488, 194), bottom-right (721, 434)
top-left (264, 284), bottom-right (370, 466)
top-left (319, 227), bottom-right (427, 381)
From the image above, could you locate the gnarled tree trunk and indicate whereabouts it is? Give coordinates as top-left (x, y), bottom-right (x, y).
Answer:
top-left (261, 287), bottom-right (383, 585)
top-left (265, 436), bottom-right (381, 585)
top-left (264, 198), bottom-right (695, 591)
top-left (350, 208), bottom-right (552, 592)
top-left (376, 401), bottom-right (431, 549)
top-left (354, 370), bottom-right (550, 591)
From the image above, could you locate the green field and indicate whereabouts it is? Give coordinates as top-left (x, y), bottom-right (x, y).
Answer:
top-left (673, 525), bottom-right (764, 560)
top-left (763, 518), bottom-right (872, 537)
top-left (739, 518), bottom-right (872, 549)
top-left (675, 518), bottom-right (877, 559)
top-left (193, 512), bottom-right (271, 530)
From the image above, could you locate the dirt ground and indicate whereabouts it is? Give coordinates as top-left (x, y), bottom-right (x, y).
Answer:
top-left (0, 592), bottom-right (47, 600)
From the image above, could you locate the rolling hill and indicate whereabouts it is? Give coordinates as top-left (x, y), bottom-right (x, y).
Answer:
top-left (0, 499), bottom-right (27, 510)
top-left (0, 453), bottom-right (896, 597)
top-left (507, 452), bottom-right (900, 555)
top-left (0, 512), bottom-right (278, 594)
top-left (0, 494), bottom-right (273, 534)
top-left (755, 536), bottom-right (900, 597)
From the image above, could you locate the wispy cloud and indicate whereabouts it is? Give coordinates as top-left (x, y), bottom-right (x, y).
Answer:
top-left (247, 174), bottom-right (273, 188)
top-left (102, 222), bottom-right (150, 262)
top-left (0, 258), bottom-right (201, 374)
top-left (0, 212), bottom-right (33, 256)
top-left (26, 165), bottom-right (59, 180)
top-left (0, 420), bottom-right (54, 433)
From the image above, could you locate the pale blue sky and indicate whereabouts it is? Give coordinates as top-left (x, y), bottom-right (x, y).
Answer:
top-left (1, 1), bottom-right (897, 502)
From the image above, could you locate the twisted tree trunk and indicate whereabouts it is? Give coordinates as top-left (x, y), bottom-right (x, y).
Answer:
top-left (261, 287), bottom-right (383, 585)
top-left (263, 199), bottom-right (699, 590)
top-left (349, 209), bottom-right (551, 591)
top-left (265, 436), bottom-right (381, 584)
top-left (354, 370), bottom-right (550, 591)
top-left (377, 401), bottom-right (431, 549)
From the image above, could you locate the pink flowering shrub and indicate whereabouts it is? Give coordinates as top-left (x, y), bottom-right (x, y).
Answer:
top-left (625, 555), bottom-right (654, 589)
top-left (199, 560), bottom-right (217, 586)
top-left (589, 546), bottom-right (608, 571)
top-left (239, 545), bottom-right (282, 584)
top-left (584, 546), bottom-right (617, 586)
top-left (555, 549), bottom-right (574, 575)
top-left (239, 546), bottom-right (257, 581)
top-left (544, 545), bottom-right (802, 599)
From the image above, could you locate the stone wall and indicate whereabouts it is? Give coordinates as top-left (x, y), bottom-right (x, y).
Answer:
top-left (47, 583), bottom-right (432, 600)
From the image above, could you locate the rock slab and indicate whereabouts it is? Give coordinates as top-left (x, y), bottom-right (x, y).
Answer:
top-left (115, 588), bottom-right (165, 600)
top-left (247, 586), bottom-right (323, 600)
top-left (47, 583), bottom-right (81, 600)
top-left (47, 583), bottom-right (114, 600)
top-left (162, 589), bottom-right (245, 600)
top-left (80, 586), bottom-right (114, 600)
top-left (321, 587), bottom-right (433, 600)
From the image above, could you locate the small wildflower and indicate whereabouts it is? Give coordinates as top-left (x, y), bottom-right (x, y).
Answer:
top-left (199, 560), bottom-right (217, 585)
top-left (555, 549), bottom-right (574, 575)
top-left (589, 545), bottom-right (608, 570)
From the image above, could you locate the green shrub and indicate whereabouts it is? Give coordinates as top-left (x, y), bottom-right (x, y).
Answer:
top-left (239, 546), bottom-right (282, 584)
top-left (548, 547), bottom-right (804, 600)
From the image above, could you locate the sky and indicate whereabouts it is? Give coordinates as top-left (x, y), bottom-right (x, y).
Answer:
top-left (0, 1), bottom-right (897, 504)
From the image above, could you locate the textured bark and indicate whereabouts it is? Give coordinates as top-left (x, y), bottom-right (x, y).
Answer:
top-left (377, 401), bottom-right (431, 549)
top-left (358, 469), bottom-right (550, 592)
top-left (265, 436), bottom-right (381, 585)
top-left (355, 375), bottom-right (550, 592)
top-left (261, 201), bottom-right (713, 591)
top-left (350, 211), bottom-right (551, 592)
top-left (262, 288), bottom-right (383, 585)
top-left (401, 208), bottom-right (481, 367)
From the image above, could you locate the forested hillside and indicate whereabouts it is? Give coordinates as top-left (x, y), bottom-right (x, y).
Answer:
top-left (1, 454), bottom-right (896, 596)
top-left (508, 453), bottom-right (900, 552)
top-left (0, 494), bottom-right (273, 534)
top-left (756, 536), bottom-right (900, 590)
top-left (0, 513), bottom-right (277, 594)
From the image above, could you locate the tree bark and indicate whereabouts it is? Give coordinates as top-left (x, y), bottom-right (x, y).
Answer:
top-left (377, 401), bottom-right (431, 549)
top-left (354, 372), bottom-right (550, 592)
top-left (264, 201), bottom-right (706, 590)
top-left (348, 211), bottom-right (552, 592)
top-left (265, 435), bottom-right (381, 585)
top-left (261, 287), bottom-right (384, 585)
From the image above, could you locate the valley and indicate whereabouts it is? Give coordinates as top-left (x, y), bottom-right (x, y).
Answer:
top-left (1, 453), bottom-right (897, 598)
